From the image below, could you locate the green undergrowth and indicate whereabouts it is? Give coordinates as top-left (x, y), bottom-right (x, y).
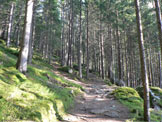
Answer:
top-left (113, 87), bottom-right (162, 122)
top-left (136, 86), bottom-right (162, 121)
top-left (58, 64), bottom-right (87, 79)
top-left (104, 79), bottom-right (113, 86)
top-left (0, 42), bottom-right (83, 122)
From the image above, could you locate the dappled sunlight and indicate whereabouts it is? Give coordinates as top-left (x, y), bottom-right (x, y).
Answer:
top-left (0, 44), bottom-right (83, 121)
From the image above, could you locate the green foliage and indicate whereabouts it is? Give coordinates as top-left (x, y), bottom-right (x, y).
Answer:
top-left (0, 39), bottom-right (5, 45)
top-left (73, 64), bottom-right (78, 70)
top-left (58, 66), bottom-right (70, 73)
top-left (0, 42), bottom-right (83, 121)
top-left (104, 79), bottom-right (113, 86)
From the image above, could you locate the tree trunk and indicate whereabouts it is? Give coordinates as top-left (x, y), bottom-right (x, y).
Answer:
top-left (100, 34), bottom-right (105, 79)
top-left (7, 2), bottom-right (15, 47)
top-left (159, 52), bottom-right (162, 88)
top-left (116, 11), bottom-right (121, 80)
top-left (61, 4), bottom-right (65, 66)
top-left (134, 0), bottom-right (150, 121)
top-left (86, 0), bottom-right (89, 79)
top-left (16, 0), bottom-right (34, 73)
top-left (78, 0), bottom-right (82, 78)
top-left (28, 1), bottom-right (36, 64)
top-left (154, 0), bottom-right (162, 88)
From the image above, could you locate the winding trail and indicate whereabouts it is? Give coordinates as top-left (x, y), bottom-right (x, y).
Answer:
top-left (53, 64), bottom-right (130, 122)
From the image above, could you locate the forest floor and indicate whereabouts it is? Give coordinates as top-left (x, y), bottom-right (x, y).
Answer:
top-left (53, 64), bottom-right (131, 122)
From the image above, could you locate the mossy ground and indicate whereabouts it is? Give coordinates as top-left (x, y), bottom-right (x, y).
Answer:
top-left (0, 42), bottom-right (83, 122)
top-left (113, 87), bottom-right (162, 122)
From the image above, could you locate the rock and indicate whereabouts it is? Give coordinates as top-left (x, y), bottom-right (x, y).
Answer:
top-left (70, 90), bottom-right (74, 95)
top-left (68, 69), bottom-right (73, 74)
top-left (104, 111), bottom-right (119, 118)
top-left (90, 108), bottom-right (107, 114)
top-left (154, 105), bottom-right (161, 111)
top-left (112, 105), bottom-right (116, 108)
top-left (90, 108), bottom-right (119, 118)
top-left (0, 62), bottom-right (3, 65)
top-left (115, 79), bottom-right (125, 87)
top-left (94, 98), bottom-right (104, 101)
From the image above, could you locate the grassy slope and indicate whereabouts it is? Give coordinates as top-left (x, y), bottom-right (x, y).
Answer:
top-left (0, 40), bottom-right (83, 122)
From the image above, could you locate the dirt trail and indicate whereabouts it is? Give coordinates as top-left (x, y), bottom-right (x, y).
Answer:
top-left (53, 65), bottom-right (130, 122)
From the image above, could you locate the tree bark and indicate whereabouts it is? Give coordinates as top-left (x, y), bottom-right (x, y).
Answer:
top-left (134, 0), bottom-right (150, 121)
top-left (86, 0), bottom-right (89, 79)
top-left (78, 0), bottom-right (82, 78)
top-left (116, 11), bottom-right (121, 80)
top-left (7, 2), bottom-right (15, 47)
top-left (16, 0), bottom-right (34, 73)
top-left (28, 0), bottom-right (36, 64)
top-left (159, 51), bottom-right (162, 88)
top-left (154, 0), bottom-right (162, 88)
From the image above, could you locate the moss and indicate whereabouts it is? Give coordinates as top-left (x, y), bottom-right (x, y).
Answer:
top-left (0, 42), bottom-right (83, 121)
top-left (113, 87), bottom-right (144, 120)
top-left (0, 39), bottom-right (6, 45)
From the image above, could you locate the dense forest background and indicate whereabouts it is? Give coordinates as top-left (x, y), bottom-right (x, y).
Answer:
top-left (1, 0), bottom-right (162, 121)
top-left (1, 0), bottom-right (161, 85)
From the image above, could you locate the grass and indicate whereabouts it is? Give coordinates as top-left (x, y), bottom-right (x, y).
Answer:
top-left (0, 42), bottom-right (83, 122)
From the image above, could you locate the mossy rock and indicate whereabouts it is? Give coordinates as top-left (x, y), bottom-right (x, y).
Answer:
top-left (113, 87), bottom-right (141, 99)
top-left (136, 87), bottom-right (162, 107)
top-left (113, 87), bottom-right (143, 119)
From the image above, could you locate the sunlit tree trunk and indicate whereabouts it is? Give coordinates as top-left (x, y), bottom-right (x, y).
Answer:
top-left (28, 1), bottom-right (36, 64)
top-left (16, 0), bottom-right (34, 73)
top-left (7, 2), bottom-right (15, 47)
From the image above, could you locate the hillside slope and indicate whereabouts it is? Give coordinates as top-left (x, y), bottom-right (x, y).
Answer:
top-left (0, 41), bottom-right (83, 122)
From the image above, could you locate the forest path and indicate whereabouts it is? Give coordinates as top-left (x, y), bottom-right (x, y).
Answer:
top-left (53, 64), bottom-right (130, 122)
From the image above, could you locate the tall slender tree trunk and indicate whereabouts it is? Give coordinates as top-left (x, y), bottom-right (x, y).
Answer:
top-left (134, 0), bottom-right (150, 121)
top-left (16, 0), bottom-right (34, 73)
top-left (116, 11), bottom-right (121, 80)
top-left (86, 0), bottom-right (89, 79)
top-left (7, 2), bottom-right (15, 47)
top-left (61, 4), bottom-right (65, 66)
top-left (154, 0), bottom-right (162, 87)
top-left (28, 1), bottom-right (36, 64)
top-left (78, 0), bottom-right (82, 78)
top-left (67, 2), bottom-right (72, 67)
top-left (159, 51), bottom-right (162, 88)
top-left (100, 34), bottom-right (105, 79)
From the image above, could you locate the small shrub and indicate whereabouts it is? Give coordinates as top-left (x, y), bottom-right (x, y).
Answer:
top-left (104, 79), bottom-right (113, 86)
top-left (73, 64), bottom-right (78, 70)
top-left (58, 66), bottom-right (70, 73)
